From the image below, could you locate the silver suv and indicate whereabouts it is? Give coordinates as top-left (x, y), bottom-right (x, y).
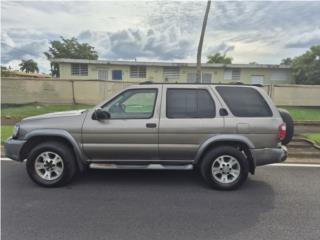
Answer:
top-left (5, 84), bottom-right (289, 190)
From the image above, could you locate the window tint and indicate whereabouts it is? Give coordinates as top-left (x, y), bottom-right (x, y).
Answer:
top-left (216, 86), bottom-right (272, 117)
top-left (102, 89), bottom-right (157, 119)
top-left (166, 89), bottom-right (215, 118)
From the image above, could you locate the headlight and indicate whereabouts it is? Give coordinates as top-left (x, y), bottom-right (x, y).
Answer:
top-left (12, 125), bottom-right (20, 139)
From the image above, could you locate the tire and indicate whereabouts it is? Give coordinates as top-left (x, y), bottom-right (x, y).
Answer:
top-left (26, 141), bottom-right (77, 187)
top-left (199, 146), bottom-right (249, 190)
top-left (278, 108), bottom-right (294, 145)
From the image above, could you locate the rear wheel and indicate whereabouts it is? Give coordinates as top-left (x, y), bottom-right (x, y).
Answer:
top-left (26, 142), bottom-right (77, 187)
top-left (199, 146), bottom-right (249, 190)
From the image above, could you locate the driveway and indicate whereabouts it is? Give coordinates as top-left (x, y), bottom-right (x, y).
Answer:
top-left (2, 161), bottom-right (320, 240)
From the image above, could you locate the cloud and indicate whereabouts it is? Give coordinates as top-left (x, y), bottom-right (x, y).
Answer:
top-left (77, 28), bottom-right (195, 61)
top-left (1, 0), bottom-right (320, 71)
top-left (285, 28), bottom-right (320, 48)
top-left (206, 42), bottom-right (235, 55)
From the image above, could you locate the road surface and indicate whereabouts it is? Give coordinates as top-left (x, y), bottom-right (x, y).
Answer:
top-left (1, 161), bottom-right (320, 240)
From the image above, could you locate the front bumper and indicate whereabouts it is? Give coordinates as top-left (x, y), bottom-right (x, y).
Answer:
top-left (251, 146), bottom-right (287, 166)
top-left (4, 138), bottom-right (26, 161)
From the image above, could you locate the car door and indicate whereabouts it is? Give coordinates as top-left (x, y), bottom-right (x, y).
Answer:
top-left (82, 86), bottom-right (161, 161)
top-left (159, 85), bottom-right (224, 161)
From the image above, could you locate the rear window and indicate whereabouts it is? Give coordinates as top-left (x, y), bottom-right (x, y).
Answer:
top-left (216, 86), bottom-right (272, 117)
top-left (166, 89), bottom-right (215, 118)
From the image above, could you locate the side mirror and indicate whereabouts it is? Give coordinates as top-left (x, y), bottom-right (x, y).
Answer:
top-left (92, 109), bottom-right (111, 120)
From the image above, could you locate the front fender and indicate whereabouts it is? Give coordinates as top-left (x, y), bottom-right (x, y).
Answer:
top-left (24, 129), bottom-right (87, 171)
top-left (194, 135), bottom-right (255, 164)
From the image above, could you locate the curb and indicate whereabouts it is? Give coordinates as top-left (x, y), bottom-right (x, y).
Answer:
top-left (294, 137), bottom-right (320, 150)
top-left (294, 121), bottom-right (320, 126)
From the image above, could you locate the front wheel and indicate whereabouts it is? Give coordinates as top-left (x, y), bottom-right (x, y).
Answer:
top-left (199, 146), bottom-right (249, 190)
top-left (26, 142), bottom-right (77, 187)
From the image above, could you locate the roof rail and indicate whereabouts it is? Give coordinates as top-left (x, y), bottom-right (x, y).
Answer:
top-left (138, 81), bottom-right (264, 87)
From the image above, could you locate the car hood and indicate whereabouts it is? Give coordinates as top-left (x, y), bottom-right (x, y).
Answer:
top-left (23, 109), bottom-right (87, 121)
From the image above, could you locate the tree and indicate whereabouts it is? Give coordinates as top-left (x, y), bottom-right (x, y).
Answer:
top-left (44, 37), bottom-right (98, 77)
top-left (292, 45), bottom-right (320, 84)
top-left (207, 53), bottom-right (233, 64)
top-left (196, 0), bottom-right (211, 83)
top-left (281, 58), bottom-right (293, 65)
top-left (19, 59), bottom-right (39, 73)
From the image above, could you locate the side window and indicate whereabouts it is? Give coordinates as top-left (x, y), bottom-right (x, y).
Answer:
top-left (216, 86), bottom-right (272, 117)
top-left (102, 89), bottom-right (157, 119)
top-left (166, 89), bottom-right (215, 118)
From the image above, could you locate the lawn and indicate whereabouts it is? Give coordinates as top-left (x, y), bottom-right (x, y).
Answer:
top-left (1, 125), bottom-right (14, 143)
top-left (1, 103), bottom-right (93, 143)
top-left (2, 103), bottom-right (93, 119)
top-left (1, 104), bottom-right (320, 144)
top-left (303, 133), bottom-right (320, 144)
top-left (280, 106), bottom-right (320, 121)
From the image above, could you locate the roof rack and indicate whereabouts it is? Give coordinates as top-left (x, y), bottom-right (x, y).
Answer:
top-left (139, 81), bottom-right (264, 87)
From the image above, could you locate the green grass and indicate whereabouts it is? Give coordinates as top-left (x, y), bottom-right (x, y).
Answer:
top-left (303, 133), bottom-right (320, 144)
top-left (2, 103), bottom-right (93, 119)
top-left (280, 106), bottom-right (320, 121)
top-left (1, 125), bottom-right (14, 143)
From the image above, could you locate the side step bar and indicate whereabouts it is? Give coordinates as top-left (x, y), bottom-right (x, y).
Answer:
top-left (90, 163), bottom-right (194, 170)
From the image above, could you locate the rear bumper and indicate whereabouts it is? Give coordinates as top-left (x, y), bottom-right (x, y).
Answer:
top-left (251, 146), bottom-right (287, 166)
top-left (4, 138), bottom-right (26, 161)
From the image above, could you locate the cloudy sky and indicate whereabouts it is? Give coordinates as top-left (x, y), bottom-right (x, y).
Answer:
top-left (1, 0), bottom-right (320, 73)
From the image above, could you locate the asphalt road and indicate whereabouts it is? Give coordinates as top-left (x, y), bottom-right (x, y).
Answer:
top-left (2, 161), bottom-right (320, 240)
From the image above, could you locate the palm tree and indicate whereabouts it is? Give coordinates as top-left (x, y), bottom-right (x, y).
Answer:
top-left (19, 59), bottom-right (39, 73)
top-left (196, 0), bottom-right (211, 83)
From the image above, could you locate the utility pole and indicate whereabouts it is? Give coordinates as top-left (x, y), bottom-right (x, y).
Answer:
top-left (196, 0), bottom-right (211, 83)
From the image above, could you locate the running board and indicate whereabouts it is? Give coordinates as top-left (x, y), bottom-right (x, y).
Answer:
top-left (90, 163), bottom-right (194, 170)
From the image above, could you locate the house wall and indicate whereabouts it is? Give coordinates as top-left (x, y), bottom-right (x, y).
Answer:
top-left (58, 63), bottom-right (294, 84)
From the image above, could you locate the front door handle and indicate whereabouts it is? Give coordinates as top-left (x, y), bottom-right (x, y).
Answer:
top-left (146, 123), bottom-right (157, 128)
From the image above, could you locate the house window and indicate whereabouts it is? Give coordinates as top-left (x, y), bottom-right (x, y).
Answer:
top-left (224, 69), bottom-right (241, 81)
top-left (251, 75), bottom-right (264, 84)
top-left (112, 70), bottom-right (123, 80)
top-left (71, 64), bottom-right (88, 76)
top-left (163, 67), bottom-right (180, 81)
top-left (130, 66), bottom-right (146, 78)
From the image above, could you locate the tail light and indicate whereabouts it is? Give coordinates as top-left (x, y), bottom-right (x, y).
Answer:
top-left (278, 123), bottom-right (286, 140)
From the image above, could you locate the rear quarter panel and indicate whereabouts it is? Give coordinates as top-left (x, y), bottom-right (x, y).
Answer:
top-left (212, 86), bottom-right (283, 149)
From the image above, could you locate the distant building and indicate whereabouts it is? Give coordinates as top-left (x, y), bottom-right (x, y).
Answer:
top-left (51, 58), bottom-right (294, 84)
top-left (2, 70), bottom-right (51, 78)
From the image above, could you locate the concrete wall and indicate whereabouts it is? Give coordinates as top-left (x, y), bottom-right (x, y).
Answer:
top-left (1, 78), bottom-right (319, 106)
top-left (58, 63), bottom-right (294, 84)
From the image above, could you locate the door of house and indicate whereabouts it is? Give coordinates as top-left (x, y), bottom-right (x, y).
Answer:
top-left (98, 70), bottom-right (108, 81)
top-left (202, 72), bottom-right (213, 83)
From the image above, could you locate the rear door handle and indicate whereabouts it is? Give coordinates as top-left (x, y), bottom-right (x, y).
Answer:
top-left (146, 123), bottom-right (157, 128)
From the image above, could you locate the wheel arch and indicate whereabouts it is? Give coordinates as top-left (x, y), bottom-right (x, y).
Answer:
top-left (20, 129), bottom-right (87, 172)
top-left (195, 135), bottom-right (256, 174)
